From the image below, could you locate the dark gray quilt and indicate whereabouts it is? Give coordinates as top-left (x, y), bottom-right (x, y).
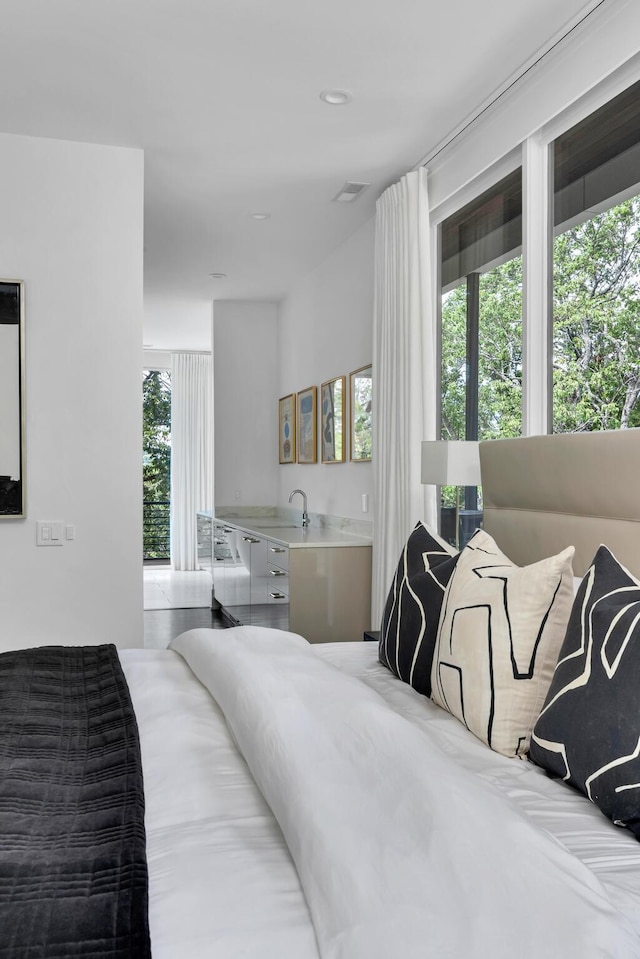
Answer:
top-left (0, 644), bottom-right (151, 958)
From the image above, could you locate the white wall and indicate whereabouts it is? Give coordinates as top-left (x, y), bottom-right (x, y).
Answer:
top-left (144, 296), bottom-right (212, 352)
top-left (214, 300), bottom-right (279, 507)
top-left (0, 132), bottom-right (144, 651)
top-left (277, 217), bottom-right (374, 521)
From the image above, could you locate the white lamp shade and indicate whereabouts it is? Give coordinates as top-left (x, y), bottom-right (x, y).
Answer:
top-left (421, 440), bottom-right (481, 487)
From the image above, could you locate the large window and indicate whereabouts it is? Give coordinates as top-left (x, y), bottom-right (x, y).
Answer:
top-left (552, 79), bottom-right (640, 433)
top-left (440, 169), bottom-right (523, 444)
top-left (439, 170), bottom-right (523, 542)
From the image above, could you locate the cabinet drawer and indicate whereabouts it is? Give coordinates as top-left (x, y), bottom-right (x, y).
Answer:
top-left (267, 542), bottom-right (289, 571)
top-left (267, 563), bottom-right (289, 592)
top-left (267, 586), bottom-right (289, 603)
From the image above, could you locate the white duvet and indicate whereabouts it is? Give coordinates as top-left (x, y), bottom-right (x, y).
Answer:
top-left (121, 627), bottom-right (640, 958)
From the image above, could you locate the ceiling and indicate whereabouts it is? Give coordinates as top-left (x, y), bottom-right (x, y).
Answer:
top-left (0, 0), bottom-right (604, 347)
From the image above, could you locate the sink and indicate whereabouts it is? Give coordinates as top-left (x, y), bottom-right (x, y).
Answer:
top-left (229, 519), bottom-right (298, 530)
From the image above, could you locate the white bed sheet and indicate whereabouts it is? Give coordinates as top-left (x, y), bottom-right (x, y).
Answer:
top-left (315, 642), bottom-right (640, 932)
top-left (121, 631), bottom-right (640, 957)
top-left (120, 647), bottom-right (319, 959)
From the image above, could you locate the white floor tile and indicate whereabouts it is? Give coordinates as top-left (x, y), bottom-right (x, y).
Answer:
top-left (143, 566), bottom-right (212, 610)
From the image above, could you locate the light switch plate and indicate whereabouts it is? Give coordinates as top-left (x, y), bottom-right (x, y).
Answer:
top-left (36, 521), bottom-right (64, 546)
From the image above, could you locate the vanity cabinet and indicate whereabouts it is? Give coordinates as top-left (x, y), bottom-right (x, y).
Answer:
top-left (267, 541), bottom-right (289, 609)
top-left (237, 532), bottom-right (268, 605)
top-left (212, 521), bottom-right (244, 608)
top-left (196, 512), bottom-right (213, 572)
top-left (213, 524), bottom-right (272, 608)
top-left (212, 517), bottom-right (372, 643)
top-left (288, 546), bottom-right (371, 643)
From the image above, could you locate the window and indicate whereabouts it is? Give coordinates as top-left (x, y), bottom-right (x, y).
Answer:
top-left (439, 170), bottom-right (523, 543)
top-left (552, 79), bottom-right (640, 432)
top-left (440, 169), bottom-right (523, 443)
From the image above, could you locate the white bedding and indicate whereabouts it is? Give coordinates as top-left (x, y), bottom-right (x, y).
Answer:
top-left (120, 627), bottom-right (640, 958)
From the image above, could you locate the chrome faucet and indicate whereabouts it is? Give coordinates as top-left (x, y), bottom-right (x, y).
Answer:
top-left (288, 489), bottom-right (309, 528)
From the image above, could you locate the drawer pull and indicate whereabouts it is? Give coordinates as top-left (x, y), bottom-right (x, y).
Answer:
top-left (269, 569), bottom-right (286, 576)
top-left (269, 591), bottom-right (286, 600)
top-left (242, 536), bottom-right (260, 543)
top-left (223, 527), bottom-right (235, 533)
top-left (270, 546), bottom-right (286, 553)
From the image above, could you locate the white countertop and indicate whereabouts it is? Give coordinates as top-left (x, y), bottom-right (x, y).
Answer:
top-left (216, 515), bottom-right (372, 549)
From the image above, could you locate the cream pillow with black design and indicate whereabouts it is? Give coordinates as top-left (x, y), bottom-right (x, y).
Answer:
top-left (430, 529), bottom-right (575, 758)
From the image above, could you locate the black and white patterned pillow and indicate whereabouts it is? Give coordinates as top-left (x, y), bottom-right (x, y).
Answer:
top-left (530, 545), bottom-right (640, 837)
top-left (431, 529), bottom-right (575, 757)
top-left (379, 522), bottom-right (458, 696)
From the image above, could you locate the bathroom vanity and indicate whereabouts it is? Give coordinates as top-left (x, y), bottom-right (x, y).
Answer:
top-left (209, 513), bottom-right (372, 643)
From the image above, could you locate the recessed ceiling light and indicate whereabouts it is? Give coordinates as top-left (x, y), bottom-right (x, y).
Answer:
top-left (250, 213), bottom-right (271, 220)
top-left (209, 272), bottom-right (228, 279)
top-left (320, 89), bottom-right (352, 106)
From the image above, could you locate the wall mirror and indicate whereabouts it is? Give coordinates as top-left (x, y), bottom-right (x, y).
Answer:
top-left (321, 375), bottom-right (345, 463)
top-left (350, 364), bottom-right (372, 462)
top-left (0, 281), bottom-right (25, 516)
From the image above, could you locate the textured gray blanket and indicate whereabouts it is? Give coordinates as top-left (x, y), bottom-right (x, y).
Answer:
top-left (0, 644), bottom-right (150, 958)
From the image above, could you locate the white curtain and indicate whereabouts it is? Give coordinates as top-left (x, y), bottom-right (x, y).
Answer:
top-left (371, 167), bottom-right (438, 623)
top-left (170, 352), bottom-right (213, 571)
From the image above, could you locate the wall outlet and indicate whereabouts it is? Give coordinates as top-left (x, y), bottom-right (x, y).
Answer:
top-left (234, 489), bottom-right (241, 501)
top-left (361, 493), bottom-right (369, 513)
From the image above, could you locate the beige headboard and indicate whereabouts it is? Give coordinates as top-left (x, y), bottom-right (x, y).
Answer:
top-left (479, 429), bottom-right (640, 577)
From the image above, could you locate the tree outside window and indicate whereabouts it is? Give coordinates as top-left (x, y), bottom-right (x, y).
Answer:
top-left (143, 369), bottom-right (171, 559)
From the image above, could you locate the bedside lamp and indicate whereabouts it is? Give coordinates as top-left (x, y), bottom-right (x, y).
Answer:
top-left (421, 441), bottom-right (482, 548)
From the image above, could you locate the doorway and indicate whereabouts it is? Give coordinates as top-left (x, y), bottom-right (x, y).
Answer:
top-left (142, 367), bottom-right (211, 609)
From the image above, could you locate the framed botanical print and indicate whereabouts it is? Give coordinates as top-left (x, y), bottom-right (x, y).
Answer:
top-left (321, 375), bottom-right (345, 463)
top-left (278, 393), bottom-right (296, 464)
top-left (297, 385), bottom-right (317, 464)
top-left (350, 364), bottom-right (372, 461)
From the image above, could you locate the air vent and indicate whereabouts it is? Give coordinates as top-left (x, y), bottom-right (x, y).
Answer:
top-left (332, 181), bottom-right (371, 203)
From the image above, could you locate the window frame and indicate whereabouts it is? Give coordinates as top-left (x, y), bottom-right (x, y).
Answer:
top-left (434, 55), bottom-right (640, 441)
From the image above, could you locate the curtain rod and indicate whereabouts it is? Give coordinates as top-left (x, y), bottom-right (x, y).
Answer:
top-left (415, 0), bottom-right (610, 170)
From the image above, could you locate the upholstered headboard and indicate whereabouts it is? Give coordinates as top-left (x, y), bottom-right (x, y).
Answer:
top-left (479, 429), bottom-right (640, 577)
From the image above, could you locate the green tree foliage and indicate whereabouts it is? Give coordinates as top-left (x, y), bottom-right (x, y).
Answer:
top-left (441, 196), bottom-right (640, 440)
top-left (143, 370), bottom-right (171, 502)
top-left (553, 197), bottom-right (640, 432)
top-left (441, 257), bottom-right (522, 442)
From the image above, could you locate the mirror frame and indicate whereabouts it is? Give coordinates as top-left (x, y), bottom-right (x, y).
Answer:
top-left (0, 280), bottom-right (25, 517)
top-left (349, 364), bottom-right (372, 462)
top-left (320, 375), bottom-right (346, 464)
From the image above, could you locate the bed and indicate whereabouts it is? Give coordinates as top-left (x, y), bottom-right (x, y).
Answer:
top-left (4, 428), bottom-right (640, 957)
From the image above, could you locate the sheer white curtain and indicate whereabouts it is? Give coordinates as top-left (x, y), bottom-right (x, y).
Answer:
top-left (372, 167), bottom-right (438, 623)
top-left (170, 352), bottom-right (213, 571)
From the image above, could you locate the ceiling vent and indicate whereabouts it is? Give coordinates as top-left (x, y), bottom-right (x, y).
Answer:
top-left (332, 181), bottom-right (371, 203)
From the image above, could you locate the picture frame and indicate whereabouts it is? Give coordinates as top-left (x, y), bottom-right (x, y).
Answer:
top-left (0, 280), bottom-right (25, 517)
top-left (350, 364), bottom-right (372, 462)
top-left (321, 375), bottom-right (346, 463)
top-left (297, 385), bottom-right (317, 464)
top-left (278, 393), bottom-right (296, 464)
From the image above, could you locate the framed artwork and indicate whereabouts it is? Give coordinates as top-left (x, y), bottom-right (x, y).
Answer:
top-left (350, 364), bottom-right (372, 462)
top-left (321, 375), bottom-right (345, 463)
top-left (278, 393), bottom-right (296, 464)
top-left (297, 385), bottom-right (317, 464)
top-left (0, 280), bottom-right (25, 516)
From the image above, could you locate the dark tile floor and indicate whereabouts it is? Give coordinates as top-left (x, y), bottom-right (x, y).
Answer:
top-left (143, 606), bottom-right (228, 648)
top-left (143, 603), bottom-right (289, 648)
